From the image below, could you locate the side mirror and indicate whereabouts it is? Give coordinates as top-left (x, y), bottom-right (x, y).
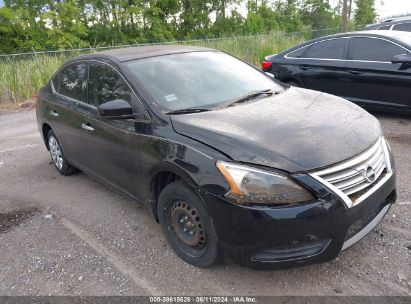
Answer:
top-left (391, 54), bottom-right (411, 65)
top-left (98, 99), bottom-right (133, 118)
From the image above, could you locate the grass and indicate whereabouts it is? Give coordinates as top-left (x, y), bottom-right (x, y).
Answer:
top-left (0, 32), bottom-right (304, 107)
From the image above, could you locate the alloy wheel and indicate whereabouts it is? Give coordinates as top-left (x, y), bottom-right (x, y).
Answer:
top-left (48, 136), bottom-right (63, 170)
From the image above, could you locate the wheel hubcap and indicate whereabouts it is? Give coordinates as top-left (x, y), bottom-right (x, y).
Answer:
top-left (48, 136), bottom-right (63, 170)
top-left (170, 201), bottom-right (206, 249)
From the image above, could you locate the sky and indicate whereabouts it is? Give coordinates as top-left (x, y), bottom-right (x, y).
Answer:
top-left (0, 0), bottom-right (410, 20)
top-left (375, 0), bottom-right (411, 19)
top-left (330, 0), bottom-right (411, 19)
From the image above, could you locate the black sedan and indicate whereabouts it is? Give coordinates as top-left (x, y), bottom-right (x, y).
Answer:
top-left (36, 45), bottom-right (396, 268)
top-left (365, 17), bottom-right (411, 32)
top-left (262, 31), bottom-right (411, 114)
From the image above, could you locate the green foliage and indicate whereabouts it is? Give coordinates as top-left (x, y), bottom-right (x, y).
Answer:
top-left (0, 33), bottom-right (304, 104)
top-left (0, 0), bottom-right (349, 53)
top-left (43, 1), bottom-right (89, 49)
top-left (300, 0), bottom-right (341, 30)
top-left (0, 0), bottom-right (358, 105)
top-left (354, 0), bottom-right (377, 26)
top-left (275, 0), bottom-right (304, 32)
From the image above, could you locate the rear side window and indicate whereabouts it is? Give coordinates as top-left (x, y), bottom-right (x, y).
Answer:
top-left (287, 45), bottom-right (309, 58)
top-left (349, 37), bottom-right (406, 62)
top-left (88, 64), bottom-right (131, 106)
top-left (58, 63), bottom-right (87, 102)
top-left (303, 39), bottom-right (347, 59)
top-left (393, 22), bottom-right (411, 32)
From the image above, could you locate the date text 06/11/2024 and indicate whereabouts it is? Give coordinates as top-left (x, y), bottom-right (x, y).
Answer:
top-left (149, 296), bottom-right (257, 303)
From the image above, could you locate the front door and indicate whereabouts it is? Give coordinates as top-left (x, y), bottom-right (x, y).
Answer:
top-left (79, 62), bottom-right (143, 198)
top-left (345, 36), bottom-right (411, 112)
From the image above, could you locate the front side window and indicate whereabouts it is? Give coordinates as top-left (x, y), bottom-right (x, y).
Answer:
top-left (58, 63), bottom-right (87, 102)
top-left (393, 22), bottom-right (411, 32)
top-left (349, 37), bottom-right (406, 61)
top-left (88, 64), bottom-right (131, 106)
top-left (302, 39), bottom-right (347, 60)
top-left (126, 52), bottom-right (284, 112)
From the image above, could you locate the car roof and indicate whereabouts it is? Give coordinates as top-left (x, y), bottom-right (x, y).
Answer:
top-left (277, 30), bottom-right (411, 56)
top-left (379, 16), bottom-right (411, 24)
top-left (312, 30), bottom-right (408, 40)
top-left (303, 30), bottom-right (411, 45)
top-left (77, 45), bottom-right (215, 62)
top-left (366, 17), bottom-right (411, 29)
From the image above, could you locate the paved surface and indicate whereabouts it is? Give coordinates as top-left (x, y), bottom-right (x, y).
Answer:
top-left (0, 109), bottom-right (410, 296)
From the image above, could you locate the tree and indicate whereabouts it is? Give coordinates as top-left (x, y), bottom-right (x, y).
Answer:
top-left (300, 0), bottom-right (341, 33)
top-left (0, 0), bottom-right (359, 53)
top-left (342, 0), bottom-right (348, 31)
top-left (275, 0), bottom-right (304, 33)
top-left (178, 0), bottom-right (213, 39)
top-left (354, 0), bottom-right (377, 26)
top-left (43, 1), bottom-right (89, 49)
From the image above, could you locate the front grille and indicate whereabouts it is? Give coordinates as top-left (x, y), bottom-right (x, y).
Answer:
top-left (310, 137), bottom-right (393, 208)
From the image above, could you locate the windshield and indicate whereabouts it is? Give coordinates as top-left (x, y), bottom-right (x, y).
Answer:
top-left (126, 51), bottom-right (284, 112)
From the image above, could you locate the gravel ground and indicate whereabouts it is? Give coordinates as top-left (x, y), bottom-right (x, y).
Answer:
top-left (0, 109), bottom-right (410, 296)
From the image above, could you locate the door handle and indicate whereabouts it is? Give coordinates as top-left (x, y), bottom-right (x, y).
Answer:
top-left (49, 110), bottom-right (59, 117)
top-left (81, 123), bottom-right (94, 131)
top-left (348, 70), bottom-right (363, 75)
top-left (300, 65), bottom-right (310, 70)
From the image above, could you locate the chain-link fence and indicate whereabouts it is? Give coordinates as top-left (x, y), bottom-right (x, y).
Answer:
top-left (0, 25), bottom-right (366, 104)
top-left (0, 24), bottom-right (366, 59)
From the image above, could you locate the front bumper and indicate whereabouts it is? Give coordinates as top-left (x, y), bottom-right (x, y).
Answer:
top-left (199, 171), bottom-right (396, 269)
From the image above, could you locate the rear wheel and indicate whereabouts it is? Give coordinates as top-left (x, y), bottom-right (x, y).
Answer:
top-left (47, 130), bottom-right (77, 176)
top-left (158, 180), bottom-right (220, 268)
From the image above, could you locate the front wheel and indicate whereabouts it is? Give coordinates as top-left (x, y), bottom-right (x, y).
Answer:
top-left (158, 180), bottom-right (220, 268)
top-left (47, 130), bottom-right (77, 176)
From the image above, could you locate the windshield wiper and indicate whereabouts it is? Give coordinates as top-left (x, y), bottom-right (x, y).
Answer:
top-left (226, 89), bottom-right (274, 107)
top-left (167, 107), bottom-right (211, 115)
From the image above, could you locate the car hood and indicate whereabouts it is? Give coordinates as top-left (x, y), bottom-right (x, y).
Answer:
top-left (170, 88), bottom-right (381, 173)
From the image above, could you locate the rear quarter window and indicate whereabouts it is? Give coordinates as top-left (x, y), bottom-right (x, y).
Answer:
top-left (51, 73), bottom-right (60, 91)
top-left (286, 45), bottom-right (309, 58)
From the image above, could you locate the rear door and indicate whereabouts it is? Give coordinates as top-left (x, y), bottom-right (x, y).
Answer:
top-left (290, 38), bottom-right (349, 97)
top-left (48, 63), bottom-right (87, 165)
top-left (345, 36), bottom-right (411, 111)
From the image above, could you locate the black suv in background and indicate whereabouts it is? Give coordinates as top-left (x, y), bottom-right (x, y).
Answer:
top-left (262, 31), bottom-right (411, 114)
top-left (366, 17), bottom-right (411, 32)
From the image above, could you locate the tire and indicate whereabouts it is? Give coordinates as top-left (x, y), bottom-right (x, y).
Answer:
top-left (287, 81), bottom-right (301, 87)
top-left (158, 180), bottom-right (220, 268)
top-left (47, 130), bottom-right (77, 176)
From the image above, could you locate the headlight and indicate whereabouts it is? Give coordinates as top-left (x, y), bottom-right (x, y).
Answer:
top-left (216, 161), bottom-right (315, 206)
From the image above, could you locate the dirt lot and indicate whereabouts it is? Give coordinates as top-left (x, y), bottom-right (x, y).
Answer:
top-left (0, 109), bottom-right (410, 296)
